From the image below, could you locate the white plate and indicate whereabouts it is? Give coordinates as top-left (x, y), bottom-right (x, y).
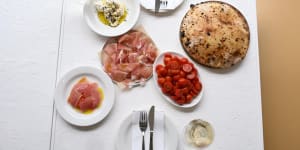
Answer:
top-left (116, 112), bottom-right (178, 150)
top-left (153, 51), bottom-right (204, 108)
top-left (54, 66), bottom-right (115, 126)
top-left (83, 0), bottom-right (140, 37)
top-left (140, 0), bottom-right (184, 13)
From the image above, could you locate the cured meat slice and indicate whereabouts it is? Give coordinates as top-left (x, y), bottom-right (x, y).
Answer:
top-left (68, 77), bottom-right (102, 112)
top-left (100, 30), bottom-right (159, 89)
top-left (103, 43), bottom-right (118, 56)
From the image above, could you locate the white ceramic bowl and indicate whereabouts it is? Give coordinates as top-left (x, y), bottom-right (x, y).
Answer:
top-left (153, 51), bottom-right (204, 108)
top-left (83, 0), bottom-right (140, 37)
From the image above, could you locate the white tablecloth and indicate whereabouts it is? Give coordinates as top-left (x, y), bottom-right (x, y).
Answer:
top-left (0, 0), bottom-right (264, 150)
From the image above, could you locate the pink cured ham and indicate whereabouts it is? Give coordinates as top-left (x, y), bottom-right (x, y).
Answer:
top-left (68, 77), bottom-right (102, 112)
top-left (101, 30), bottom-right (158, 88)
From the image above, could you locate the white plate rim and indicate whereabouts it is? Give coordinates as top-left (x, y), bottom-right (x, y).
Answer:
top-left (54, 66), bottom-right (115, 126)
top-left (153, 51), bottom-right (204, 108)
top-left (83, 0), bottom-right (140, 37)
top-left (115, 112), bottom-right (178, 150)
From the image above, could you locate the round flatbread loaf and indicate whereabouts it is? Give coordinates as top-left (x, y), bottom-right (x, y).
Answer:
top-left (180, 1), bottom-right (250, 68)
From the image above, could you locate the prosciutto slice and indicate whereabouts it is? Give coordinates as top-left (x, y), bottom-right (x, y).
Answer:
top-left (100, 30), bottom-right (158, 89)
top-left (68, 77), bottom-right (102, 112)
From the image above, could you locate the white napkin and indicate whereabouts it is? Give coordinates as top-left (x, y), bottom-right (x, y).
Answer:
top-left (140, 0), bottom-right (181, 10)
top-left (131, 111), bottom-right (164, 150)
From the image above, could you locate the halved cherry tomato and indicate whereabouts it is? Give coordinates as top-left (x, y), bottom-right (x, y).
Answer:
top-left (182, 63), bottom-right (193, 73)
top-left (157, 77), bottom-right (166, 87)
top-left (187, 71), bottom-right (196, 79)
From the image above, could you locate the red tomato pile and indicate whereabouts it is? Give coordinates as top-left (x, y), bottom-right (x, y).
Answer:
top-left (155, 53), bottom-right (202, 105)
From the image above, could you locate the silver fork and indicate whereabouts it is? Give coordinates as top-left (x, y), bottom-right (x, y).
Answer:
top-left (139, 111), bottom-right (148, 150)
top-left (160, 0), bottom-right (168, 6)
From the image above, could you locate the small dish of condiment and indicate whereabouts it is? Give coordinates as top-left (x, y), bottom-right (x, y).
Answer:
top-left (184, 119), bottom-right (214, 148)
top-left (84, 0), bottom-right (140, 37)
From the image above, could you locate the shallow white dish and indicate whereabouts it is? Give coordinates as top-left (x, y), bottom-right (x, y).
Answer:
top-left (54, 66), bottom-right (115, 126)
top-left (140, 0), bottom-right (184, 13)
top-left (153, 51), bottom-right (204, 108)
top-left (83, 0), bottom-right (140, 37)
top-left (116, 112), bottom-right (178, 150)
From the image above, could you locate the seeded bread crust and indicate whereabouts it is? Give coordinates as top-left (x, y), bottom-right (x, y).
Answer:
top-left (180, 1), bottom-right (250, 68)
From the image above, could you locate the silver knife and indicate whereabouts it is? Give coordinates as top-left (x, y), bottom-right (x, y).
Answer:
top-left (155, 0), bottom-right (160, 13)
top-left (149, 106), bottom-right (155, 150)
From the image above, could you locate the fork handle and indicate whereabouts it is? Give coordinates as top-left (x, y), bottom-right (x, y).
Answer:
top-left (142, 135), bottom-right (145, 150)
top-left (149, 131), bottom-right (153, 150)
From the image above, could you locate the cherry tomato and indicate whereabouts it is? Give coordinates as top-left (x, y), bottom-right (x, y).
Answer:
top-left (163, 81), bottom-right (173, 92)
top-left (170, 96), bottom-right (178, 101)
top-left (167, 60), bottom-right (181, 70)
top-left (175, 89), bottom-right (184, 97)
top-left (192, 86), bottom-right (200, 95)
top-left (164, 53), bottom-right (173, 58)
top-left (194, 81), bottom-right (202, 91)
top-left (186, 94), bottom-right (193, 103)
top-left (190, 91), bottom-right (197, 98)
top-left (180, 58), bottom-right (188, 64)
top-left (157, 77), bottom-right (166, 87)
top-left (173, 75), bottom-right (181, 81)
top-left (155, 64), bottom-right (164, 72)
top-left (157, 67), bottom-right (167, 77)
top-left (176, 100), bottom-right (185, 105)
top-left (164, 56), bottom-right (172, 65)
top-left (187, 71), bottom-right (196, 79)
top-left (182, 63), bottom-right (193, 73)
top-left (179, 71), bottom-right (186, 78)
top-left (182, 87), bottom-right (189, 95)
top-left (161, 87), bottom-right (169, 95)
top-left (168, 69), bottom-right (180, 76)
top-left (165, 76), bottom-right (172, 82)
top-left (171, 55), bottom-right (180, 62)
top-left (178, 78), bottom-right (188, 87)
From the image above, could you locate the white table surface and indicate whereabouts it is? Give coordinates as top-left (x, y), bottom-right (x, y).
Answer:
top-left (0, 0), bottom-right (264, 150)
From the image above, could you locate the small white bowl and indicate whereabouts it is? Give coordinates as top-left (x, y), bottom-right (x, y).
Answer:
top-left (83, 0), bottom-right (140, 37)
top-left (153, 51), bottom-right (204, 108)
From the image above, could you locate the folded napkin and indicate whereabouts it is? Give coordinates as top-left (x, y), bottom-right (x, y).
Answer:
top-left (140, 0), bottom-right (181, 10)
top-left (131, 111), bottom-right (164, 150)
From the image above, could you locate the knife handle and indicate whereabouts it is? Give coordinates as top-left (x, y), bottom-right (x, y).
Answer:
top-left (149, 131), bottom-right (153, 150)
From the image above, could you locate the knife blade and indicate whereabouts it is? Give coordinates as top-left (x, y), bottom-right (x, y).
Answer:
top-left (149, 106), bottom-right (155, 150)
top-left (155, 0), bottom-right (160, 13)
